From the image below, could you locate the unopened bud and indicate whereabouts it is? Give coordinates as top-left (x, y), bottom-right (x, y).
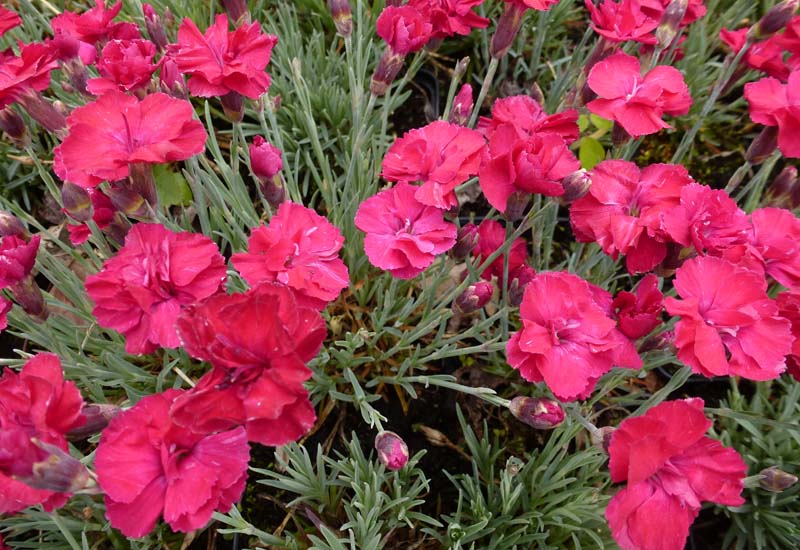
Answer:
top-left (638, 329), bottom-right (676, 353)
top-left (67, 404), bottom-right (122, 441)
top-left (0, 107), bottom-right (28, 145)
top-left (370, 50), bottom-right (406, 96)
top-left (508, 396), bottom-right (565, 430)
top-left (503, 191), bottom-right (531, 221)
top-left (328, 0), bottom-right (353, 37)
top-left (560, 170), bottom-right (592, 203)
top-left (9, 276), bottom-right (47, 320)
top-left (17, 91), bottom-right (67, 135)
top-left (529, 82), bottom-right (545, 105)
top-left (756, 0), bottom-right (799, 38)
top-left (745, 125), bottom-right (779, 164)
top-left (374, 430), bottom-right (409, 470)
top-left (0, 211), bottom-right (28, 239)
top-left (591, 426), bottom-right (615, 454)
top-left (612, 122), bottom-right (631, 147)
top-left (454, 281), bottom-right (494, 314)
top-left (261, 175), bottom-right (286, 208)
top-left (508, 265), bottom-right (536, 307)
top-left (758, 466), bottom-right (798, 492)
top-left (220, 90), bottom-right (245, 122)
top-left (448, 84), bottom-right (473, 126)
top-left (221, 0), bottom-right (251, 25)
top-left (61, 182), bottom-right (93, 223)
top-left (767, 165), bottom-right (800, 209)
top-left (25, 439), bottom-right (95, 493)
top-left (656, 0), bottom-right (689, 48)
top-left (490, 3), bottom-right (526, 60)
top-left (454, 57), bottom-right (469, 79)
top-left (106, 183), bottom-right (149, 219)
top-left (143, 4), bottom-right (169, 51)
top-left (450, 223), bottom-right (479, 259)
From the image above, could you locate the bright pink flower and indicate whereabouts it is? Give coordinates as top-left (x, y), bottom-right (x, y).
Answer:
top-left (472, 219), bottom-right (528, 281)
top-left (744, 71), bottom-right (800, 158)
top-left (638, 0), bottom-right (708, 27)
top-left (50, 0), bottom-right (139, 46)
top-left (85, 223), bottom-right (227, 354)
top-left (505, 0), bottom-right (561, 9)
top-left (779, 16), bottom-right (800, 70)
top-left (720, 28), bottom-right (790, 81)
top-left (569, 161), bottom-right (693, 273)
top-left (407, 0), bottom-right (489, 39)
top-left (0, 234), bottom-right (40, 289)
top-left (173, 283), bottom-right (325, 445)
top-left (54, 91), bottom-right (207, 188)
top-left (586, 0), bottom-right (660, 44)
top-left (249, 136), bottom-right (283, 181)
top-left (0, 6), bottom-right (21, 36)
top-left (0, 42), bottom-right (59, 109)
top-left (0, 298), bottom-right (11, 332)
top-left (376, 5), bottom-right (433, 54)
top-left (479, 125), bottom-right (579, 212)
top-left (374, 431), bottom-right (410, 470)
top-left (231, 202), bottom-right (349, 309)
top-left (587, 52), bottom-right (692, 137)
top-left (664, 256), bottom-right (793, 380)
top-left (735, 207), bottom-right (800, 290)
top-left (506, 271), bottom-right (642, 401)
top-left (613, 274), bottom-right (664, 339)
top-left (355, 182), bottom-right (457, 279)
top-left (662, 183), bottom-right (751, 256)
top-left (86, 39), bottom-right (158, 95)
top-left (776, 291), bottom-right (800, 381)
top-left (477, 95), bottom-right (580, 143)
top-left (171, 14), bottom-right (278, 98)
top-left (381, 121), bottom-right (486, 209)
top-left (606, 398), bottom-right (746, 550)
top-left (95, 389), bottom-right (250, 538)
top-left (0, 353), bottom-right (85, 514)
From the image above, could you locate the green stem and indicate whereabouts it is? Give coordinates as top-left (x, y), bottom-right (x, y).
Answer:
top-left (468, 57), bottom-right (499, 128)
top-left (50, 510), bottom-right (82, 550)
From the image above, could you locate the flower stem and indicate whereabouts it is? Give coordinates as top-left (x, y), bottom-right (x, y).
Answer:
top-left (468, 57), bottom-right (498, 128)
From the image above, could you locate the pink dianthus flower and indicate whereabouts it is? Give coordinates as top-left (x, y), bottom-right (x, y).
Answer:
top-left (744, 71), bottom-right (800, 158)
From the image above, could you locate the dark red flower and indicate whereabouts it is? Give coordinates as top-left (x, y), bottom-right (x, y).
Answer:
top-left (0, 42), bottom-right (59, 110)
top-left (586, 0), bottom-right (660, 44)
top-left (477, 95), bottom-right (580, 143)
top-left (607, 399), bottom-right (746, 550)
top-left (171, 14), bottom-right (278, 98)
top-left (472, 219), bottom-right (528, 281)
top-left (86, 39), bottom-right (158, 95)
top-left (355, 182), bottom-right (457, 279)
top-left (85, 223), bottom-right (227, 354)
top-left (407, 0), bottom-right (489, 39)
top-left (744, 71), bottom-right (800, 158)
top-left (95, 389), bottom-right (250, 538)
top-left (381, 121), bottom-right (486, 210)
top-left (50, 0), bottom-right (139, 46)
top-left (506, 272), bottom-right (641, 401)
top-left (376, 5), bottom-right (433, 55)
top-left (54, 91), bottom-right (207, 188)
top-left (0, 354), bottom-right (86, 514)
top-left (664, 255), bottom-right (793, 380)
top-left (570, 160), bottom-right (693, 273)
top-left (587, 52), bottom-right (692, 137)
top-left (613, 274), bottom-right (664, 339)
top-left (0, 6), bottom-right (21, 37)
top-left (232, 202), bottom-right (349, 309)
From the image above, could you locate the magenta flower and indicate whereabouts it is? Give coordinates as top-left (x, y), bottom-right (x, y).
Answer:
top-left (381, 120), bottom-right (486, 210)
top-left (612, 274), bottom-right (664, 339)
top-left (95, 390), bottom-right (250, 538)
top-left (776, 291), bottom-right (800, 382)
top-left (477, 95), bottom-right (580, 143)
top-left (406, 0), bottom-right (489, 39)
top-left (744, 71), bottom-right (800, 158)
top-left (50, 0), bottom-right (139, 46)
top-left (0, 6), bottom-right (21, 37)
top-left (570, 160), bottom-right (693, 273)
top-left (86, 39), bottom-right (158, 95)
top-left (0, 42), bottom-right (59, 110)
top-left (85, 223), bottom-right (227, 354)
top-left (232, 202), bottom-right (350, 309)
top-left (249, 136), bottom-right (283, 181)
top-left (664, 256), bottom-right (793, 380)
top-left (376, 6), bottom-right (433, 55)
top-left (472, 219), bottom-right (528, 281)
top-left (587, 52), bottom-right (692, 137)
top-left (54, 91), bottom-right (207, 188)
top-left (585, 0), bottom-right (660, 44)
top-left (355, 182), bottom-right (457, 279)
top-left (0, 234), bottom-right (40, 289)
top-left (607, 399), bottom-right (746, 550)
top-left (171, 14), bottom-right (278, 99)
top-left (506, 271), bottom-right (642, 401)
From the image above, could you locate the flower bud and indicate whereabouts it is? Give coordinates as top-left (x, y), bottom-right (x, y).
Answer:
top-left (504, 191), bottom-right (531, 222)
top-left (508, 265), bottom-right (536, 307)
top-left (0, 107), bottom-right (28, 145)
top-left (656, 0), bottom-right (689, 49)
top-left (491, 3), bottom-right (526, 60)
top-left (450, 223), bottom-right (479, 259)
top-left (106, 183), bottom-right (149, 219)
top-left (24, 439), bottom-right (95, 493)
top-left (448, 84), bottom-right (474, 126)
top-left (221, 90), bottom-right (245, 122)
top-left (370, 50), bottom-right (406, 96)
top-left (17, 91), bottom-right (67, 135)
top-left (767, 165), bottom-right (800, 209)
top-left (529, 82), bottom-right (545, 106)
top-left (143, 4), bottom-right (169, 51)
top-left (508, 396), bottom-right (565, 430)
top-left (560, 169), bottom-right (592, 203)
top-left (454, 281), bottom-right (494, 314)
top-left (9, 276), bottom-right (47, 320)
top-left (250, 136), bottom-right (283, 181)
top-left (0, 211), bottom-right (28, 239)
top-left (159, 58), bottom-right (186, 97)
top-left (745, 125), bottom-right (779, 164)
top-left (222, 0), bottom-right (251, 25)
top-left (454, 57), bottom-right (470, 79)
top-left (758, 466), bottom-right (798, 492)
top-left (61, 182), bottom-right (94, 223)
top-left (756, 0), bottom-right (799, 38)
top-left (612, 122), bottom-right (631, 147)
top-left (374, 430), bottom-right (409, 470)
top-left (328, 0), bottom-right (353, 37)
top-left (67, 404), bottom-right (122, 441)
top-left (591, 426), bottom-right (615, 454)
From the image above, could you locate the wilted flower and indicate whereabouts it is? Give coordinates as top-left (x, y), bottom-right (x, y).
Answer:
top-left (375, 430), bottom-right (409, 470)
top-left (508, 396), bottom-right (565, 429)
